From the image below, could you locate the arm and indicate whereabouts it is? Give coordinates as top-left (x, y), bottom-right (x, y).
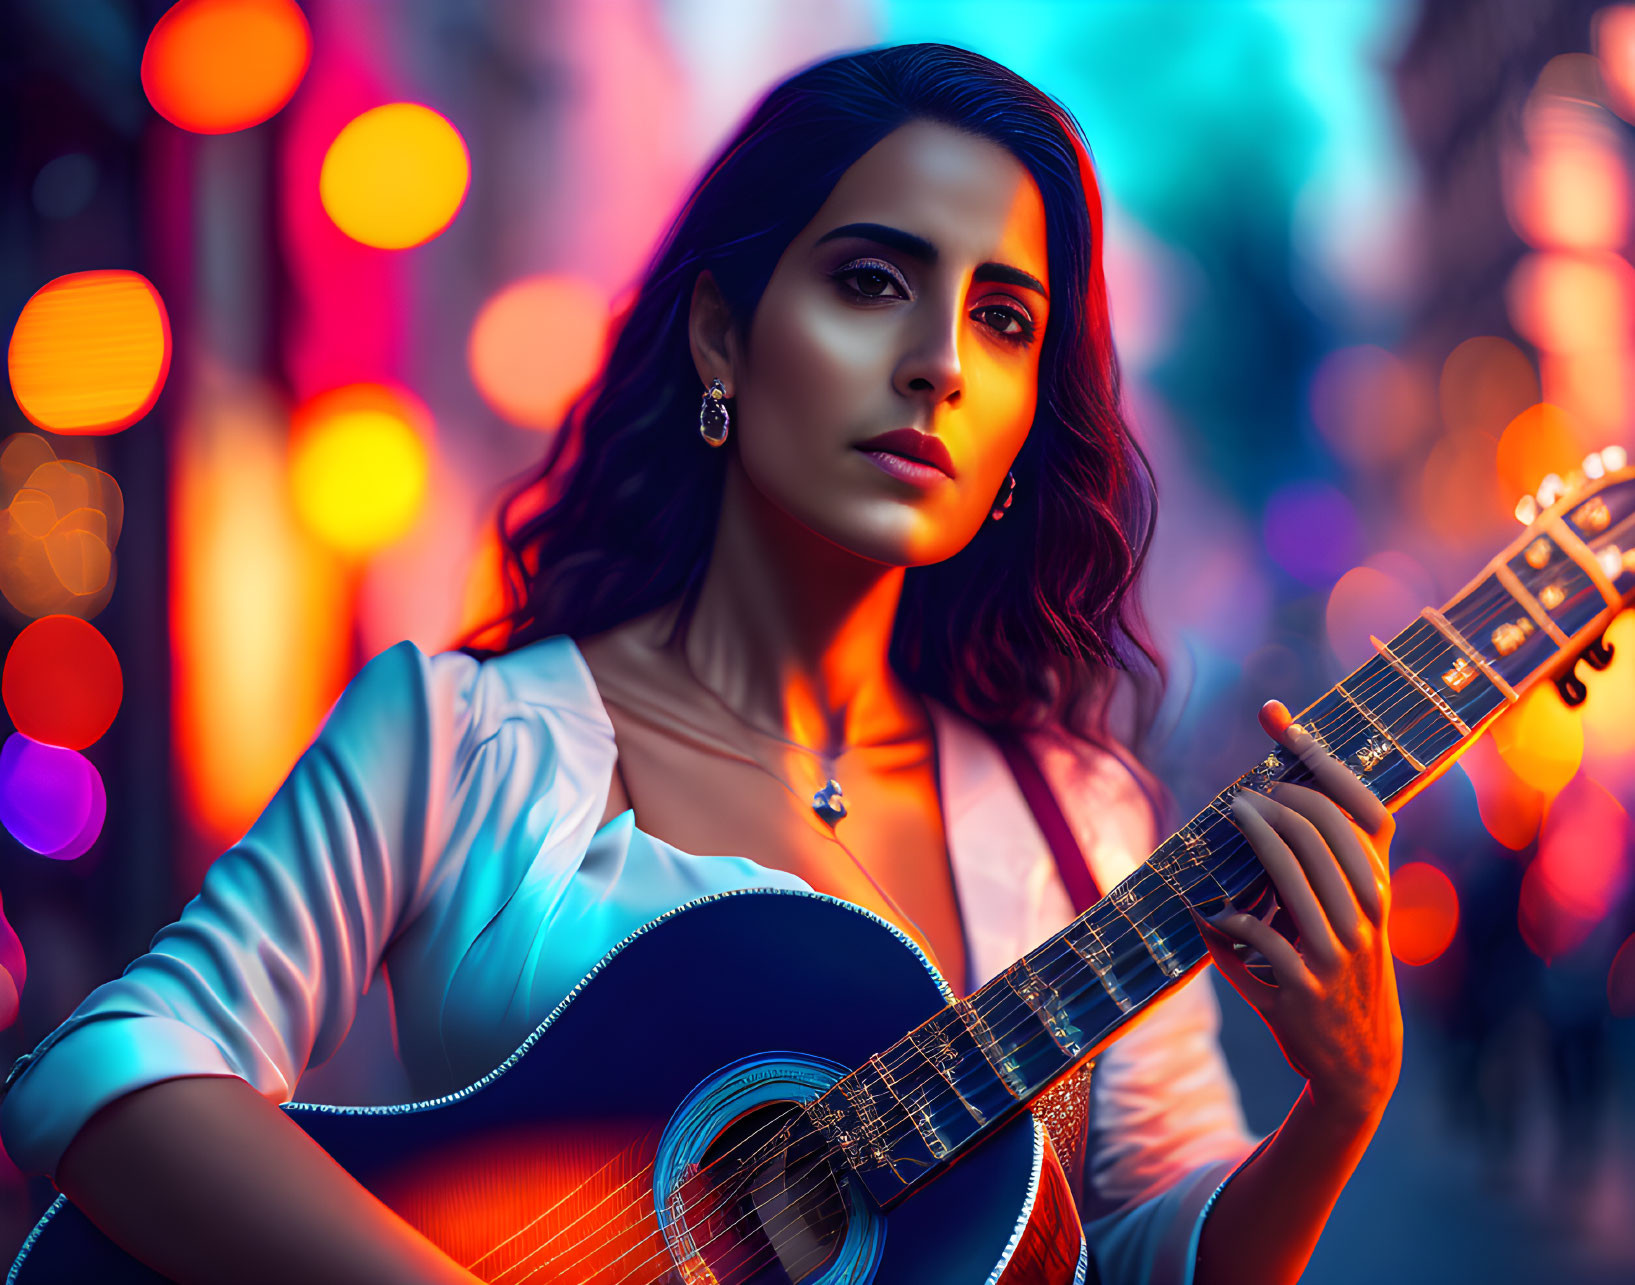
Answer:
top-left (1190, 702), bottom-right (1403, 1285)
top-left (55, 1076), bottom-right (482, 1285)
top-left (2, 642), bottom-right (482, 1279)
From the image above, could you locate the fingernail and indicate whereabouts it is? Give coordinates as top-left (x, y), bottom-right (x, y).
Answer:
top-left (1285, 722), bottom-right (1315, 751)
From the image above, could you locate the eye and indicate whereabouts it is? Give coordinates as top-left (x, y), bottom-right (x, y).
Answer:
top-left (972, 300), bottom-right (1037, 346)
top-left (833, 258), bottom-right (908, 301)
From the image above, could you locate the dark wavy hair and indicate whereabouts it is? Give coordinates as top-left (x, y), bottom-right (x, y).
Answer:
top-left (458, 42), bottom-right (1164, 758)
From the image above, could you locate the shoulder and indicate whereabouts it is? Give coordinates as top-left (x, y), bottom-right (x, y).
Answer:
top-left (1020, 723), bottom-right (1162, 889)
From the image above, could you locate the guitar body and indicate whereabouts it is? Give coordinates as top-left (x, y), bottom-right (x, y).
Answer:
top-left (11, 892), bottom-right (1067, 1284)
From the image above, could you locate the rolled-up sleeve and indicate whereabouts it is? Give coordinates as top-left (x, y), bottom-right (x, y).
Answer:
top-left (0, 640), bottom-right (476, 1179)
top-left (1078, 973), bottom-right (1262, 1285)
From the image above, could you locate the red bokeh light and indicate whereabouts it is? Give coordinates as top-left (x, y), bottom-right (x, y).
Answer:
top-left (2, 616), bottom-right (123, 751)
top-left (1389, 861), bottom-right (1460, 966)
top-left (142, 0), bottom-right (312, 135)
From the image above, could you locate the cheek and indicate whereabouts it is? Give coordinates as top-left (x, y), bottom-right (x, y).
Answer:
top-left (742, 285), bottom-right (890, 442)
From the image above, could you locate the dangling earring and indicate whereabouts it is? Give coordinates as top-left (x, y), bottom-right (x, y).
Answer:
top-left (699, 378), bottom-right (730, 447)
top-left (990, 470), bottom-right (1017, 521)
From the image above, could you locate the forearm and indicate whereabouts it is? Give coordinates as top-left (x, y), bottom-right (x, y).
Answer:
top-left (1192, 1082), bottom-right (1382, 1285)
top-left (55, 1075), bottom-right (483, 1285)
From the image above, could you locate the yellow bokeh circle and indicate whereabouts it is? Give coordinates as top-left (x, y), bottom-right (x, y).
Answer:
top-left (290, 386), bottom-right (430, 557)
top-left (319, 103), bottom-right (470, 250)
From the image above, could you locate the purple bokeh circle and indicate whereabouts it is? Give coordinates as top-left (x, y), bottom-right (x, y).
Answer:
top-left (0, 732), bottom-right (95, 855)
top-left (1261, 481), bottom-right (1363, 587)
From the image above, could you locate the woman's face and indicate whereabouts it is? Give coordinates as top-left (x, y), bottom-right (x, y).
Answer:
top-left (712, 118), bottom-right (1051, 567)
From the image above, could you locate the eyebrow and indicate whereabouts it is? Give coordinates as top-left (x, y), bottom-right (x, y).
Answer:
top-left (813, 221), bottom-right (1048, 299)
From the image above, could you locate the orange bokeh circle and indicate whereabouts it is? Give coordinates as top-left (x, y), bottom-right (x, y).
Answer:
top-left (8, 271), bottom-right (171, 435)
top-left (142, 0), bottom-right (312, 134)
top-left (319, 104), bottom-right (470, 250)
top-left (467, 276), bottom-right (609, 429)
top-left (2, 616), bottom-right (123, 751)
top-left (1388, 861), bottom-right (1460, 966)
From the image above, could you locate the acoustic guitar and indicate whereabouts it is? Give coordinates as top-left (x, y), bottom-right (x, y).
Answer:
top-left (12, 452), bottom-right (1634, 1284)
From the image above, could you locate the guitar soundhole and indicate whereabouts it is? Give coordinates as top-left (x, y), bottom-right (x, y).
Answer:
top-left (681, 1101), bottom-right (849, 1284)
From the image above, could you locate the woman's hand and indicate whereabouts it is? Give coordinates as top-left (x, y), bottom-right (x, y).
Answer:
top-left (1190, 699), bottom-right (1404, 1126)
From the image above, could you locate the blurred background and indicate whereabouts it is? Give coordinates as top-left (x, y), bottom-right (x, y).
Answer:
top-left (2, 0), bottom-right (1634, 1279)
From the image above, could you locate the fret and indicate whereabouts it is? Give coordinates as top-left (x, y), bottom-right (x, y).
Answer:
top-left (954, 995), bottom-right (1030, 1098)
top-left (1063, 915), bottom-right (1135, 1014)
top-left (1421, 607), bottom-right (1517, 703)
top-left (873, 1046), bottom-right (969, 1162)
top-left (1493, 561), bottom-right (1571, 647)
top-left (906, 1016), bottom-right (995, 1129)
top-left (1544, 516), bottom-right (1622, 608)
top-left (1332, 654), bottom-right (1464, 770)
top-left (1003, 957), bottom-right (1089, 1058)
top-left (1334, 680), bottom-right (1425, 771)
top-left (1442, 572), bottom-right (1563, 689)
top-left (1371, 637), bottom-right (1471, 737)
top-left (1295, 689), bottom-right (1421, 804)
top-left (1108, 878), bottom-right (1187, 979)
top-left (1506, 531), bottom-right (1607, 637)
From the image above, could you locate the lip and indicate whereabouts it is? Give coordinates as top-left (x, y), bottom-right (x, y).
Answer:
top-left (852, 428), bottom-right (956, 478)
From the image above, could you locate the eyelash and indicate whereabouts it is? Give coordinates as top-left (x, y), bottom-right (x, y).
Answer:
top-left (830, 258), bottom-right (1038, 347)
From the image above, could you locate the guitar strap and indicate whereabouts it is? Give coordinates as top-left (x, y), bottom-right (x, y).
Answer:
top-left (994, 733), bottom-right (1101, 914)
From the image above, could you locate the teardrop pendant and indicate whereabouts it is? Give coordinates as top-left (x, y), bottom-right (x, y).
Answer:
top-left (812, 778), bottom-right (847, 827)
top-left (699, 379), bottom-right (730, 447)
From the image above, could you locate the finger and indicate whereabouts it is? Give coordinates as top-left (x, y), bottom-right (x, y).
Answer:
top-left (1251, 786), bottom-right (1368, 949)
top-left (1261, 701), bottom-right (1393, 840)
top-left (1211, 910), bottom-right (1315, 991)
top-left (1270, 780), bottom-right (1386, 926)
top-left (1231, 791), bottom-right (1343, 968)
top-left (1188, 905), bottom-right (1278, 1014)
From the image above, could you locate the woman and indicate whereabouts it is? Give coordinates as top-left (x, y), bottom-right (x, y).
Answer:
top-left (0, 43), bottom-right (1401, 1285)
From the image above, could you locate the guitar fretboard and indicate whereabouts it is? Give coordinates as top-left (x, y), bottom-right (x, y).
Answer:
top-left (807, 475), bottom-right (1635, 1209)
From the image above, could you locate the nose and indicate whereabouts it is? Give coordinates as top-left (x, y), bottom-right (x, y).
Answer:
top-left (892, 300), bottom-right (964, 407)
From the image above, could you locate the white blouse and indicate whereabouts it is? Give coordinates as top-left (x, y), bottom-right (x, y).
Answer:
top-left (0, 635), bottom-right (1259, 1284)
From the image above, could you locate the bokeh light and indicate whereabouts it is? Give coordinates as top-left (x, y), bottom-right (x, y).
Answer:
top-left (0, 734), bottom-right (98, 855)
top-left (1389, 860), bottom-right (1460, 966)
top-left (38, 762), bottom-right (106, 863)
top-left (467, 276), bottom-right (610, 430)
top-left (1534, 772), bottom-right (1631, 923)
top-left (1519, 855), bottom-right (1594, 962)
top-left (0, 887), bottom-right (22, 1030)
top-left (141, 0), bottom-right (312, 135)
top-left (1507, 91), bottom-right (1627, 250)
top-left (1458, 734), bottom-right (1546, 850)
top-left (1309, 346), bottom-right (1433, 470)
top-left (1611, 933), bottom-right (1635, 1017)
top-left (1507, 250), bottom-right (1635, 354)
top-left (0, 435), bottom-right (123, 622)
top-left (3, 616), bottom-right (122, 750)
top-left (1261, 481), bottom-right (1361, 587)
top-left (1582, 610), bottom-right (1635, 761)
top-left (319, 103), bottom-right (470, 250)
top-left (1492, 682), bottom-right (1584, 799)
top-left (1495, 402), bottom-right (1591, 504)
top-left (1324, 562), bottom-right (1423, 673)
top-left (1596, 5), bottom-right (1635, 123)
top-left (1438, 337), bottom-right (1540, 439)
top-left (7, 271), bottom-right (171, 435)
top-left (290, 384), bottom-right (432, 557)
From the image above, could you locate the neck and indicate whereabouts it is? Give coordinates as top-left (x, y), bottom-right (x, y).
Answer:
top-left (674, 461), bottom-right (925, 754)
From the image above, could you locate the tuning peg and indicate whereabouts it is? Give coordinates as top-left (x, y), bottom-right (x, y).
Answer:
top-left (1604, 444), bottom-right (1628, 471)
top-left (1514, 494), bottom-right (1539, 525)
top-left (1556, 667), bottom-right (1588, 707)
top-left (1581, 634), bottom-right (1616, 671)
top-left (1536, 473), bottom-right (1565, 507)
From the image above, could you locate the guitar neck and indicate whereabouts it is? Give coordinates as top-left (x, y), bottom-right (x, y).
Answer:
top-left (807, 461), bottom-right (1635, 1211)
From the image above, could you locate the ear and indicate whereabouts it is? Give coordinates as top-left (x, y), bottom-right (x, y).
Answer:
top-left (688, 270), bottom-right (742, 395)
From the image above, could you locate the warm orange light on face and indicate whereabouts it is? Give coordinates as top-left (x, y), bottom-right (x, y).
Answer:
top-left (1389, 860), bottom-right (1459, 966)
top-left (3, 616), bottom-right (122, 751)
top-left (468, 276), bottom-right (609, 429)
top-left (8, 271), bottom-right (171, 434)
top-left (141, 0), bottom-right (311, 134)
top-left (319, 104), bottom-right (470, 249)
top-left (290, 384), bottom-right (431, 557)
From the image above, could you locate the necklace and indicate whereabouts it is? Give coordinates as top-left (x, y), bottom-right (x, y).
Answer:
top-left (677, 647), bottom-right (857, 829)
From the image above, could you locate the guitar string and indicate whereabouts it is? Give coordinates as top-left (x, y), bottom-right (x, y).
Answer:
top-left (466, 581), bottom-right (1563, 1278)
top-left (471, 601), bottom-right (1505, 1280)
